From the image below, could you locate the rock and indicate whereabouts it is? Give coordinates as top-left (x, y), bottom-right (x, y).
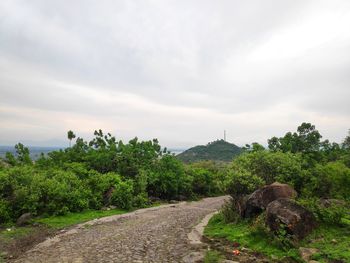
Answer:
top-left (103, 186), bottom-right (115, 205)
top-left (266, 199), bottom-right (316, 240)
top-left (149, 196), bottom-right (161, 202)
top-left (319, 198), bottom-right (346, 208)
top-left (243, 182), bottom-right (297, 218)
top-left (222, 260), bottom-right (239, 263)
top-left (109, 205), bottom-right (117, 209)
top-left (331, 239), bottom-right (337, 244)
top-left (16, 212), bottom-right (32, 226)
top-left (182, 251), bottom-right (204, 263)
top-left (170, 200), bottom-right (177, 204)
top-left (176, 195), bottom-right (187, 201)
top-left (299, 247), bottom-right (319, 262)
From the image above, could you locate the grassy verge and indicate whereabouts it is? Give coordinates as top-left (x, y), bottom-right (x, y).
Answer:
top-left (204, 250), bottom-right (223, 263)
top-left (303, 223), bottom-right (350, 262)
top-left (204, 212), bottom-right (350, 262)
top-left (34, 208), bottom-right (127, 229)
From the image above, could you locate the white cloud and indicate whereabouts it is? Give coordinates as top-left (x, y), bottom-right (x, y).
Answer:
top-left (0, 0), bottom-right (349, 147)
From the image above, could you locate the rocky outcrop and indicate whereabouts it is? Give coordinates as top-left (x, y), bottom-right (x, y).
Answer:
top-left (243, 182), bottom-right (297, 218)
top-left (266, 198), bottom-right (316, 240)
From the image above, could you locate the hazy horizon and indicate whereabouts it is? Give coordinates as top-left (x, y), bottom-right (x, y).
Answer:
top-left (1, 1), bottom-right (350, 148)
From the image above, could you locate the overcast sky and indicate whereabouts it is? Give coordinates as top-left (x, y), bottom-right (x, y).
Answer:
top-left (1, 0), bottom-right (350, 148)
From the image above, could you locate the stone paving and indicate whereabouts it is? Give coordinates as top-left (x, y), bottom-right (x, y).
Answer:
top-left (13, 196), bottom-right (227, 263)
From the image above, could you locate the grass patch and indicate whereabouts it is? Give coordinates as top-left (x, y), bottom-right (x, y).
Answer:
top-left (205, 212), bottom-right (350, 262)
top-left (0, 226), bottom-right (34, 241)
top-left (204, 213), bottom-right (300, 261)
top-left (301, 223), bottom-right (350, 262)
top-left (204, 250), bottom-right (223, 263)
top-left (35, 208), bottom-right (127, 229)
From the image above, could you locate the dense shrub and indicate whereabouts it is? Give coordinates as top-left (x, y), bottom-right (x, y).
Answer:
top-left (147, 155), bottom-right (192, 200)
top-left (303, 162), bottom-right (350, 200)
top-left (231, 151), bottom-right (303, 191)
top-left (186, 161), bottom-right (228, 196)
top-left (0, 199), bottom-right (11, 224)
top-left (298, 198), bottom-right (348, 225)
top-left (225, 169), bottom-right (264, 199)
top-left (221, 199), bottom-right (240, 223)
top-left (111, 179), bottom-right (134, 210)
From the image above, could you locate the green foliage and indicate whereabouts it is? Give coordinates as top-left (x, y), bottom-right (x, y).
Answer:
top-left (298, 198), bottom-right (348, 225)
top-left (225, 169), bottom-right (263, 199)
top-left (185, 161), bottom-right (227, 197)
top-left (221, 199), bottom-right (240, 223)
top-left (204, 213), bottom-right (300, 260)
top-left (302, 221), bottom-right (350, 262)
top-left (1, 130), bottom-right (230, 223)
top-left (342, 129), bottom-right (350, 150)
top-left (111, 179), bottom-right (134, 210)
top-left (0, 199), bottom-right (11, 224)
top-left (206, 212), bottom-right (350, 262)
top-left (230, 151), bottom-right (303, 188)
top-left (4, 143), bottom-right (32, 166)
top-left (177, 139), bottom-right (242, 163)
top-left (35, 209), bottom-right (126, 229)
top-left (204, 250), bottom-right (223, 263)
top-left (303, 161), bottom-right (350, 200)
top-left (147, 155), bottom-right (192, 200)
top-left (268, 122), bottom-right (322, 154)
top-left (67, 130), bottom-right (76, 147)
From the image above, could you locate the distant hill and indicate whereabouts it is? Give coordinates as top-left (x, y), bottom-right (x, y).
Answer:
top-left (177, 140), bottom-right (243, 163)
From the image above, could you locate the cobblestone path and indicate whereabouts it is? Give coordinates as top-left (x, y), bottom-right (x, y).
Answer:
top-left (14, 196), bottom-right (227, 263)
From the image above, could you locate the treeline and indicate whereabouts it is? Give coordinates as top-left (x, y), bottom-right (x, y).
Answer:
top-left (1, 123), bottom-right (349, 225)
top-left (0, 130), bottom-right (226, 223)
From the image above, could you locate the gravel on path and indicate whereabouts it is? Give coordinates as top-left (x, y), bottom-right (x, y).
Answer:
top-left (13, 196), bottom-right (228, 263)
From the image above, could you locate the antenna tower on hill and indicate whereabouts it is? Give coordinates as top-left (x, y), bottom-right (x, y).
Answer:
top-left (224, 130), bottom-right (226, 141)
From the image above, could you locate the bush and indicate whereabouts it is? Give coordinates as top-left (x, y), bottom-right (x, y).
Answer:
top-left (111, 180), bottom-right (134, 210)
top-left (231, 151), bottom-right (303, 191)
top-left (147, 155), bottom-right (192, 200)
top-left (221, 199), bottom-right (240, 223)
top-left (132, 193), bottom-right (149, 208)
top-left (39, 170), bottom-right (90, 215)
top-left (225, 170), bottom-right (263, 200)
top-left (186, 161), bottom-right (227, 196)
top-left (85, 171), bottom-right (122, 209)
top-left (298, 198), bottom-right (348, 225)
top-left (303, 162), bottom-right (350, 200)
top-left (0, 199), bottom-right (11, 224)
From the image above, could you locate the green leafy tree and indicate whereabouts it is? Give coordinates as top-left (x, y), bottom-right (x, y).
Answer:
top-left (342, 129), bottom-right (350, 150)
top-left (67, 130), bottom-right (76, 147)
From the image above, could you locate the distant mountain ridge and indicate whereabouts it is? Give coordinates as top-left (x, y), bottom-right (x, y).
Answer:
top-left (176, 139), bottom-right (242, 163)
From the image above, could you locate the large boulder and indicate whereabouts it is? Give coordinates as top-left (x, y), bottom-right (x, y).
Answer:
top-left (16, 212), bottom-right (32, 226)
top-left (266, 198), bottom-right (316, 240)
top-left (243, 182), bottom-right (297, 218)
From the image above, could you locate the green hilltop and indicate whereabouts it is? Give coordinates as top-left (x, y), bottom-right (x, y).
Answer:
top-left (176, 139), bottom-right (242, 163)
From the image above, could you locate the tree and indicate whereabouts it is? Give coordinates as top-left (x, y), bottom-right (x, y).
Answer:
top-left (67, 130), bottom-right (76, 147)
top-left (342, 129), bottom-right (350, 150)
top-left (268, 123), bottom-right (322, 154)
